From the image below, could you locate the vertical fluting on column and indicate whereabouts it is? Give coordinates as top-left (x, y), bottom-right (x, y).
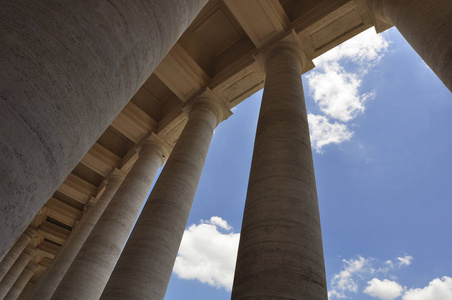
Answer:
top-left (231, 36), bottom-right (327, 299)
top-left (0, 247), bottom-right (36, 299)
top-left (100, 92), bottom-right (231, 300)
top-left (4, 262), bottom-right (39, 300)
top-left (0, 229), bottom-right (35, 281)
top-left (29, 171), bottom-right (124, 300)
top-left (0, 0), bottom-right (208, 257)
top-left (51, 137), bottom-right (169, 300)
top-left (368, 0), bottom-right (452, 91)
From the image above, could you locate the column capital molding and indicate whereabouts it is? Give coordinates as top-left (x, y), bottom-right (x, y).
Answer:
top-left (96, 168), bottom-right (126, 200)
top-left (255, 29), bottom-right (314, 75)
top-left (137, 133), bottom-right (173, 165)
top-left (364, 0), bottom-right (393, 33)
top-left (23, 245), bottom-right (37, 258)
top-left (184, 88), bottom-right (232, 126)
top-left (85, 196), bottom-right (98, 211)
top-left (24, 261), bottom-right (40, 273)
top-left (106, 168), bottom-right (127, 184)
top-left (24, 226), bottom-right (42, 247)
top-left (35, 249), bottom-right (45, 262)
top-left (23, 227), bottom-right (38, 240)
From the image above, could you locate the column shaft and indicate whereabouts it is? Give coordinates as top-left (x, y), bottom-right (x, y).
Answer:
top-left (369, 0), bottom-right (452, 91)
top-left (0, 233), bottom-right (31, 281)
top-left (0, 247), bottom-right (35, 299)
top-left (100, 97), bottom-right (227, 300)
top-left (18, 283), bottom-right (35, 300)
top-left (232, 41), bottom-right (327, 299)
top-left (29, 175), bottom-right (123, 300)
top-left (4, 263), bottom-right (39, 300)
top-left (0, 0), bottom-right (208, 257)
top-left (51, 140), bottom-right (168, 300)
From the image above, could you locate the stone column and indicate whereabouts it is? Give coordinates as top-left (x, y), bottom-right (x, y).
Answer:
top-left (231, 35), bottom-right (327, 299)
top-left (18, 282), bottom-right (35, 300)
top-left (0, 229), bottom-right (35, 281)
top-left (100, 92), bottom-right (231, 300)
top-left (29, 171), bottom-right (124, 300)
top-left (0, 0), bottom-right (208, 257)
top-left (51, 136), bottom-right (170, 300)
top-left (0, 247), bottom-right (36, 299)
top-left (368, 0), bottom-right (452, 91)
top-left (4, 262), bottom-right (39, 300)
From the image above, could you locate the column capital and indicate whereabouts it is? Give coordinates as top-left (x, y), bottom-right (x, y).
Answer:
top-left (24, 262), bottom-right (40, 273)
top-left (23, 246), bottom-right (37, 258)
top-left (137, 133), bottom-right (173, 166)
top-left (24, 227), bottom-right (41, 246)
top-left (364, 0), bottom-right (393, 33)
top-left (255, 29), bottom-right (314, 75)
top-left (84, 196), bottom-right (99, 210)
top-left (106, 168), bottom-right (127, 184)
top-left (96, 168), bottom-right (126, 199)
top-left (35, 249), bottom-right (45, 262)
top-left (184, 88), bottom-right (232, 126)
top-left (23, 227), bottom-right (38, 240)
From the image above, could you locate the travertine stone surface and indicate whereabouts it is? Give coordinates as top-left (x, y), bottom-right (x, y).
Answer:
top-left (4, 262), bottom-right (39, 300)
top-left (51, 138), bottom-right (169, 300)
top-left (29, 172), bottom-right (124, 300)
top-left (100, 95), bottom-right (230, 300)
top-left (368, 0), bottom-right (452, 91)
top-left (18, 282), bottom-right (35, 300)
top-left (0, 230), bottom-right (33, 281)
top-left (0, 247), bottom-right (36, 299)
top-left (232, 38), bottom-right (327, 299)
top-left (0, 0), bottom-right (208, 257)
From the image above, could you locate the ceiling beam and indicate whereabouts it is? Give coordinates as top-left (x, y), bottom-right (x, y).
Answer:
top-left (81, 143), bottom-right (122, 177)
top-left (57, 174), bottom-right (97, 206)
top-left (154, 43), bottom-right (210, 102)
top-left (224, 0), bottom-right (290, 48)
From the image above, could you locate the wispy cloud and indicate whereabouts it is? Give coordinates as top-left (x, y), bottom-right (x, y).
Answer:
top-left (397, 256), bottom-right (413, 267)
top-left (329, 254), bottom-right (452, 300)
top-left (173, 217), bottom-right (240, 291)
top-left (329, 256), bottom-right (374, 298)
top-left (306, 28), bottom-right (390, 152)
top-left (328, 254), bottom-right (412, 299)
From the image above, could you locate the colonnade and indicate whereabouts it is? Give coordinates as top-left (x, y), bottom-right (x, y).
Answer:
top-left (0, 0), bottom-right (450, 299)
top-left (0, 247), bottom-right (36, 299)
top-left (30, 171), bottom-right (126, 300)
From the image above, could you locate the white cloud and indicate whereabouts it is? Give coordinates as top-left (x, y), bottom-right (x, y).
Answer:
top-left (173, 217), bottom-right (240, 291)
top-left (329, 254), bottom-right (451, 300)
top-left (205, 216), bottom-right (232, 231)
top-left (364, 278), bottom-right (405, 300)
top-left (313, 28), bottom-right (389, 69)
top-left (329, 256), bottom-right (374, 298)
top-left (308, 113), bottom-right (353, 153)
top-left (397, 256), bottom-right (413, 267)
top-left (306, 27), bottom-right (389, 140)
top-left (307, 63), bottom-right (375, 121)
top-left (329, 255), bottom-right (413, 299)
top-left (402, 277), bottom-right (452, 300)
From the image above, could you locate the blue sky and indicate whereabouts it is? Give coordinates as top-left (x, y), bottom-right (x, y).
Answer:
top-left (164, 28), bottom-right (452, 300)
